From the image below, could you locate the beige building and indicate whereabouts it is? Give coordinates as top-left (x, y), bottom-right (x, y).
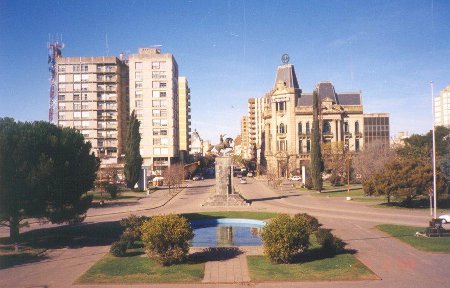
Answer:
top-left (435, 85), bottom-right (450, 127)
top-left (248, 97), bottom-right (269, 162)
top-left (128, 48), bottom-right (179, 174)
top-left (240, 116), bottom-right (250, 159)
top-left (56, 55), bottom-right (129, 164)
top-left (261, 63), bottom-right (367, 177)
top-left (363, 113), bottom-right (390, 146)
top-left (178, 76), bottom-right (191, 161)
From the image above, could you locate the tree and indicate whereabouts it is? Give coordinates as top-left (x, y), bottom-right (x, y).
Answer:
top-left (352, 140), bottom-right (396, 194)
top-left (310, 90), bottom-right (323, 191)
top-left (0, 118), bottom-right (98, 248)
top-left (162, 163), bottom-right (185, 195)
top-left (124, 110), bottom-right (143, 189)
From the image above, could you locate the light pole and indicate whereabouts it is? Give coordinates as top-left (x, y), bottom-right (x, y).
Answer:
top-left (430, 81), bottom-right (437, 219)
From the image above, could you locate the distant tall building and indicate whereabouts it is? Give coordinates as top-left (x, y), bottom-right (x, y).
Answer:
top-left (128, 48), bottom-right (179, 174)
top-left (363, 113), bottom-right (390, 146)
top-left (434, 85), bottom-right (450, 127)
top-left (56, 55), bottom-right (129, 164)
top-left (247, 97), bottom-right (269, 163)
top-left (178, 76), bottom-right (191, 161)
top-left (190, 129), bottom-right (203, 155)
top-left (240, 116), bottom-right (250, 159)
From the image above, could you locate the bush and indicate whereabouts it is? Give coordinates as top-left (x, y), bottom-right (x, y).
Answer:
top-left (141, 214), bottom-right (194, 266)
top-left (261, 214), bottom-right (311, 263)
top-left (315, 228), bottom-right (346, 255)
top-left (110, 241), bottom-right (127, 257)
top-left (293, 213), bottom-right (321, 234)
top-left (105, 183), bottom-right (120, 199)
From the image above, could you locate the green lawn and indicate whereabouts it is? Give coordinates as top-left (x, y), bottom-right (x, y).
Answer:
top-left (247, 254), bottom-right (378, 281)
top-left (376, 224), bottom-right (450, 252)
top-left (76, 248), bottom-right (204, 284)
top-left (87, 190), bottom-right (146, 202)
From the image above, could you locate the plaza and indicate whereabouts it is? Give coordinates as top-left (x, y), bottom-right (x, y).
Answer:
top-left (1, 178), bottom-right (449, 287)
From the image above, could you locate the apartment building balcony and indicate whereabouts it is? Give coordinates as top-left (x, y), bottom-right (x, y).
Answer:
top-left (355, 132), bottom-right (363, 138)
top-left (344, 132), bottom-right (352, 139)
top-left (96, 66), bottom-right (117, 73)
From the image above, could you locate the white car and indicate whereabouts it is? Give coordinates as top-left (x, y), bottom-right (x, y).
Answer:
top-left (438, 214), bottom-right (450, 224)
top-left (240, 178), bottom-right (247, 184)
top-left (289, 175), bottom-right (301, 181)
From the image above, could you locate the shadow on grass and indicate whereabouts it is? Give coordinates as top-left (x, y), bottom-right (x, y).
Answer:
top-left (189, 247), bottom-right (243, 263)
top-left (377, 197), bottom-right (450, 209)
top-left (291, 247), bottom-right (358, 264)
top-left (0, 221), bottom-right (123, 250)
top-left (0, 251), bottom-right (49, 269)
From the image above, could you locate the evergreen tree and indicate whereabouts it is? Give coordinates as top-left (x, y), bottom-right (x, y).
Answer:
top-left (124, 111), bottom-right (143, 189)
top-left (310, 90), bottom-right (323, 191)
top-left (0, 118), bottom-right (98, 247)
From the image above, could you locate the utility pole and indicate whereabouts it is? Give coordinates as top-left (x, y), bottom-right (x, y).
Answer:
top-left (431, 81), bottom-right (437, 219)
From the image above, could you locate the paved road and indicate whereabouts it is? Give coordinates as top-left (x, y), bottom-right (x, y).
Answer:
top-left (1, 178), bottom-right (449, 288)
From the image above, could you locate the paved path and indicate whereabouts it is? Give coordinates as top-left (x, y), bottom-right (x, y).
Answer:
top-left (1, 178), bottom-right (449, 288)
top-left (202, 249), bottom-right (250, 283)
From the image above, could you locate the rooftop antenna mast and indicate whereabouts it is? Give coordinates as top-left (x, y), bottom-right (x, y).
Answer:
top-left (48, 34), bottom-right (64, 124)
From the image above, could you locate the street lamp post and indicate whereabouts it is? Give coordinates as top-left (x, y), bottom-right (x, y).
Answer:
top-left (431, 81), bottom-right (437, 219)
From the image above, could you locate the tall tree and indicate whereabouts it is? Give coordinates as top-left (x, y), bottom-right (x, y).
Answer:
top-left (124, 110), bottom-right (143, 188)
top-left (310, 90), bottom-right (323, 191)
top-left (0, 118), bottom-right (98, 248)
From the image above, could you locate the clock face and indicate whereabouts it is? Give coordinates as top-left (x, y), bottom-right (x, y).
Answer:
top-left (282, 54), bottom-right (290, 64)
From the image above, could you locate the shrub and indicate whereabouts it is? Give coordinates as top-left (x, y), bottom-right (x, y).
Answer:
top-left (141, 214), bottom-right (194, 266)
top-left (120, 230), bottom-right (135, 249)
top-left (315, 228), bottom-right (346, 255)
top-left (293, 213), bottom-right (321, 234)
top-left (261, 214), bottom-right (311, 263)
top-left (105, 183), bottom-right (120, 199)
top-left (120, 214), bottom-right (150, 242)
top-left (110, 241), bottom-right (127, 257)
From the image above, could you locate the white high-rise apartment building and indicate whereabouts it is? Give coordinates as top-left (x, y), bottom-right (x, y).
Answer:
top-left (435, 85), bottom-right (450, 127)
top-left (178, 76), bottom-right (191, 161)
top-left (56, 55), bottom-right (129, 164)
top-left (128, 48), bottom-right (179, 174)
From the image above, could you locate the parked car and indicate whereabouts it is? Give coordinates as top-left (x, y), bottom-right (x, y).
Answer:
top-left (247, 172), bottom-right (253, 177)
top-left (288, 175), bottom-right (302, 181)
top-left (240, 178), bottom-right (247, 184)
top-left (192, 174), bottom-right (204, 181)
top-left (438, 214), bottom-right (450, 224)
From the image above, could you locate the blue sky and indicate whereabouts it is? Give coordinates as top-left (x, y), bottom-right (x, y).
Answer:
top-left (1, 0), bottom-right (449, 142)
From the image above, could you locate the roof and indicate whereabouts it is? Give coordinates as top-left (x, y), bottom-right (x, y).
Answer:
top-left (298, 82), bottom-right (361, 106)
top-left (274, 64), bottom-right (299, 89)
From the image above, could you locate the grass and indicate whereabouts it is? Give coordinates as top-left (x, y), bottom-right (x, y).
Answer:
top-left (87, 189), bottom-right (146, 203)
top-left (76, 248), bottom-right (204, 284)
top-left (247, 254), bottom-right (378, 281)
top-left (376, 224), bottom-right (450, 252)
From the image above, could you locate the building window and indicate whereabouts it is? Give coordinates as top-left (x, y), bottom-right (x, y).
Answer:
top-left (152, 71), bottom-right (166, 79)
top-left (84, 94), bottom-right (88, 100)
top-left (73, 94), bottom-right (80, 101)
top-left (82, 111), bottom-right (89, 118)
top-left (135, 100), bottom-right (143, 108)
top-left (152, 61), bottom-right (160, 69)
top-left (355, 121), bottom-right (359, 134)
top-left (306, 139), bottom-right (311, 153)
top-left (73, 111), bottom-right (81, 119)
top-left (278, 123), bottom-right (286, 134)
top-left (323, 121), bottom-right (331, 134)
top-left (81, 83), bottom-right (88, 91)
top-left (74, 83), bottom-right (81, 91)
top-left (73, 65), bottom-right (80, 72)
top-left (135, 91), bottom-right (143, 98)
top-left (82, 74), bottom-right (89, 81)
top-left (58, 74), bottom-right (66, 82)
top-left (135, 71), bottom-right (142, 80)
top-left (135, 62), bottom-right (142, 69)
top-left (298, 122), bottom-right (302, 135)
top-left (74, 102), bottom-right (81, 110)
top-left (306, 122), bottom-right (310, 134)
top-left (81, 65), bottom-right (88, 72)
top-left (58, 65), bottom-right (66, 73)
top-left (355, 139), bottom-right (360, 151)
top-left (276, 101), bottom-right (286, 112)
top-left (299, 139), bottom-right (303, 153)
top-left (344, 122), bottom-right (349, 133)
top-left (58, 94), bottom-right (65, 101)
top-left (135, 82), bottom-right (143, 89)
top-left (160, 82), bottom-right (166, 88)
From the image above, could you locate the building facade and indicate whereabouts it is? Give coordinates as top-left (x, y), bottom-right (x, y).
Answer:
top-left (190, 129), bottom-right (203, 155)
top-left (128, 48), bottom-right (179, 174)
top-left (178, 76), bottom-right (191, 162)
top-left (56, 55), bottom-right (129, 164)
top-left (260, 63), bottom-right (370, 177)
top-left (435, 85), bottom-right (450, 127)
top-left (363, 113), bottom-right (390, 146)
top-left (240, 116), bottom-right (250, 159)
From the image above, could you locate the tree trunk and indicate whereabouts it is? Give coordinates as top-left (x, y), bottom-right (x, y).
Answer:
top-left (10, 215), bottom-right (20, 253)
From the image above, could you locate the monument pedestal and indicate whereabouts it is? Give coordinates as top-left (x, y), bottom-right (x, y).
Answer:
top-left (202, 156), bottom-right (249, 207)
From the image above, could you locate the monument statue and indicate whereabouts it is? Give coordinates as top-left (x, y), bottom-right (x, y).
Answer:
top-left (207, 134), bottom-right (234, 155)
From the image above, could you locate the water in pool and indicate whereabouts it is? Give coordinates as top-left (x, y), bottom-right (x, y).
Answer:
top-left (191, 223), bottom-right (263, 247)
